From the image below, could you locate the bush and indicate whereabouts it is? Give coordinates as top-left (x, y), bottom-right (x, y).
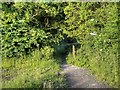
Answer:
top-left (65, 2), bottom-right (119, 88)
top-left (1, 2), bottom-right (65, 57)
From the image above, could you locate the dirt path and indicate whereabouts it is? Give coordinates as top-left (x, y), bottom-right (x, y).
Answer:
top-left (60, 64), bottom-right (109, 88)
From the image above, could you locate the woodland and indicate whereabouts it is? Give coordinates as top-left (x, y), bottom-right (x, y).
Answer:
top-left (1, 2), bottom-right (119, 88)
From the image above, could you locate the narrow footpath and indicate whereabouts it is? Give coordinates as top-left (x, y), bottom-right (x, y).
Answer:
top-left (60, 64), bottom-right (109, 88)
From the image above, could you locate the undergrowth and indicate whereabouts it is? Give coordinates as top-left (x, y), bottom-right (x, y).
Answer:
top-left (66, 45), bottom-right (118, 88)
top-left (2, 48), bottom-right (68, 88)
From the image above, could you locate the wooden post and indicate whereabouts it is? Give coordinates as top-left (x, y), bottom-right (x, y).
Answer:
top-left (72, 45), bottom-right (75, 59)
top-left (14, 58), bottom-right (16, 67)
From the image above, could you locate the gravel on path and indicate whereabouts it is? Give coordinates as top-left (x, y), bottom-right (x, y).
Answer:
top-left (60, 64), bottom-right (109, 88)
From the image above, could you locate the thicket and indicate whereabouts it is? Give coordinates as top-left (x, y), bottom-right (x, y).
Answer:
top-left (1, 2), bottom-right (68, 88)
top-left (65, 2), bottom-right (119, 87)
top-left (1, 2), bottom-right (66, 57)
top-left (1, 2), bottom-right (119, 88)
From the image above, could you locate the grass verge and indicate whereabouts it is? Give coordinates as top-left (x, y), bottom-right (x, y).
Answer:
top-left (2, 49), bottom-right (68, 88)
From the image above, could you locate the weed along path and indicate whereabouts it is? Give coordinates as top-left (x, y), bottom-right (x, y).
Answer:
top-left (60, 64), bottom-right (109, 88)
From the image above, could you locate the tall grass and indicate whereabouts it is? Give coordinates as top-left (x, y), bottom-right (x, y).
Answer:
top-left (66, 44), bottom-right (118, 88)
top-left (2, 48), bottom-right (68, 88)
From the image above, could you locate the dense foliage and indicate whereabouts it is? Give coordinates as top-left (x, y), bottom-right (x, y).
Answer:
top-left (65, 2), bottom-right (119, 87)
top-left (1, 2), bottom-right (66, 57)
top-left (1, 2), bottom-right (119, 88)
